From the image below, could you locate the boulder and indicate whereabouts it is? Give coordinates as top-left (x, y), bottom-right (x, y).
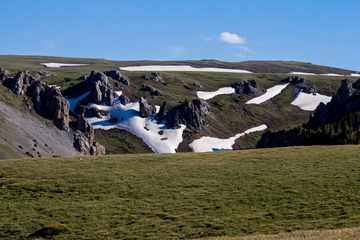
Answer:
top-left (151, 72), bottom-right (163, 81)
top-left (85, 70), bottom-right (111, 91)
top-left (160, 99), bottom-right (211, 130)
top-left (232, 80), bottom-right (262, 96)
top-left (82, 70), bottom-right (115, 106)
top-left (142, 84), bottom-right (163, 96)
top-left (142, 75), bottom-right (150, 80)
top-left (109, 117), bottom-right (118, 123)
top-left (74, 103), bottom-right (107, 118)
top-left (139, 97), bottom-right (156, 118)
top-left (119, 95), bottom-right (131, 105)
top-left (353, 79), bottom-right (360, 89)
top-left (282, 76), bottom-right (309, 85)
top-left (33, 71), bottom-right (53, 80)
top-left (4, 71), bottom-right (35, 96)
top-left (0, 66), bottom-right (11, 82)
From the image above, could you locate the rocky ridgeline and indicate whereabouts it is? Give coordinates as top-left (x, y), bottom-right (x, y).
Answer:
top-left (306, 79), bottom-right (360, 130)
top-left (232, 80), bottom-right (263, 96)
top-left (156, 99), bottom-right (211, 130)
top-left (0, 67), bottom-right (105, 156)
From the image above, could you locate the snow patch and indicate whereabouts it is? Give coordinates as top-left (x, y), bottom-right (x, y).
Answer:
top-left (291, 91), bottom-right (332, 111)
top-left (40, 62), bottom-right (89, 68)
top-left (119, 65), bottom-right (253, 73)
top-left (351, 73), bottom-right (360, 77)
top-left (289, 72), bottom-right (317, 75)
top-left (66, 94), bottom-right (185, 153)
top-left (320, 73), bottom-right (344, 76)
top-left (197, 87), bottom-right (235, 100)
top-left (189, 125), bottom-right (267, 152)
top-left (246, 84), bottom-right (289, 104)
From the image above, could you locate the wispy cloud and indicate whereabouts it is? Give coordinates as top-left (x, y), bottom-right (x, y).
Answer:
top-left (205, 37), bottom-right (212, 41)
top-left (234, 53), bottom-right (246, 58)
top-left (220, 32), bottom-right (246, 44)
top-left (237, 46), bottom-right (252, 52)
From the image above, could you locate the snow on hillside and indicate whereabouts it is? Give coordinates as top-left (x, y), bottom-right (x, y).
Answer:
top-left (246, 84), bottom-right (289, 104)
top-left (119, 65), bottom-right (253, 73)
top-left (189, 124), bottom-right (267, 152)
top-left (291, 91), bottom-right (332, 111)
top-left (40, 63), bottom-right (89, 68)
top-left (66, 92), bottom-right (185, 153)
top-left (289, 72), bottom-right (317, 75)
top-left (197, 87), bottom-right (235, 100)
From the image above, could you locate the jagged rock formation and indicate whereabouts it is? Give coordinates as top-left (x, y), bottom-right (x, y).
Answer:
top-left (156, 99), bottom-right (211, 130)
top-left (306, 79), bottom-right (359, 130)
top-left (3, 71), bottom-right (35, 96)
top-left (75, 113), bottom-right (106, 156)
top-left (81, 70), bottom-right (115, 106)
top-left (151, 72), bottom-right (163, 81)
top-left (141, 84), bottom-right (163, 96)
top-left (104, 70), bottom-right (129, 85)
top-left (352, 79), bottom-right (360, 89)
top-left (119, 95), bottom-right (131, 105)
top-left (256, 128), bottom-right (308, 148)
top-left (0, 67), bottom-right (11, 82)
top-left (232, 80), bottom-right (262, 96)
top-left (139, 97), bottom-right (156, 118)
top-left (34, 71), bottom-right (56, 80)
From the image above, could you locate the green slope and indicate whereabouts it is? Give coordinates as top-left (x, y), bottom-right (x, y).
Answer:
top-left (1, 145), bottom-right (360, 239)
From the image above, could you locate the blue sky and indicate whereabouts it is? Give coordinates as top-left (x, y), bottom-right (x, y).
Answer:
top-left (1, 0), bottom-right (360, 71)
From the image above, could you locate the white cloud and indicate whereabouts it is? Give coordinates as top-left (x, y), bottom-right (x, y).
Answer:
top-left (205, 37), bottom-right (212, 41)
top-left (234, 53), bottom-right (246, 58)
top-left (237, 46), bottom-right (252, 52)
top-left (220, 32), bottom-right (246, 44)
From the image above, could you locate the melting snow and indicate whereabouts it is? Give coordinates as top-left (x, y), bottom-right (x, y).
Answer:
top-left (246, 84), bottom-right (289, 104)
top-left (189, 124), bottom-right (267, 152)
top-left (197, 87), bottom-right (236, 100)
top-left (289, 72), bottom-right (317, 75)
top-left (66, 92), bottom-right (185, 153)
top-left (291, 91), bottom-right (332, 111)
top-left (40, 63), bottom-right (89, 68)
top-left (119, 65), bottom-right (253, 73)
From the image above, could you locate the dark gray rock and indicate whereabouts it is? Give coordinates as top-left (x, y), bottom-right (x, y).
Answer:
top-left (352, 79), bottom-right (360, 89)
top-left (104, 70), bottom-right (129, 85)
top-left (79, 75), bottom-right (88, 81)
top-left (232, 80), bottom-right (262, 96)
top-left (159, 99), bottom-right (211, 130)
top-left (139, 97), bottom-right (156, 118)
top-left (34, 71), bottom-right (53, 80)
top-left (151, 72), bottom-right (162, 81)
top-left (109, 117), bottom-right (118, 123)
top-left (4, 71), bottom-right (35, 96)
top-left (74, 103), bottom-right (107, 118)
top-left (142, 75), bottom-right (150, 80)
top-left (0, 66), bottom-right (11, 82)
top-left (119, 95), bottom-right (131, 105)
top-left (283, 76), bottom-right (309, 85)
top-left (85, 70), bottom-right (111, 91)
top-left (194, 83), bottom-right (203, 89)
top-left (142, 84), bottom-right (163, 96)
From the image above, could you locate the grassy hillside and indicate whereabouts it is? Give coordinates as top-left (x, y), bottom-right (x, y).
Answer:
top-left (1, 145), bottom-right (360, 239)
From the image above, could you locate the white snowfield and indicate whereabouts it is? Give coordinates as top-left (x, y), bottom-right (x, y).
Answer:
top-left (66, 92), bottom-right (186, 153)
top-left (119, 65), bottom-right (253, 73)
top-left (289, 72), bottom-right (360, 77)
top-left (189, 124), bottom-right (267, 152)
top-left (197, 87), bottom-right (235, 100)
top-left (246, 83), bottom-right (289, 104)
top-left (40, 63), bottom-right (89, 68)
top-left (289, 72), bottom-right (317, 75)
top-left (291, 91), bottom-right (332, 111)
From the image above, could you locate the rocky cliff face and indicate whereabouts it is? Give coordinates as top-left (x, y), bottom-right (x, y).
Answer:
top-left (139, 97), bottom-right (156, 118)
top-left (156, 99), bottom-right (211, 130)
top-left (0, 67), bottom-right (11, 82)
top-left (306, 79), bottom-right (360, 130)
top-left (232, 80), bottom-right (263, 96)
top-left (3, 71), bottom-right (35, 96)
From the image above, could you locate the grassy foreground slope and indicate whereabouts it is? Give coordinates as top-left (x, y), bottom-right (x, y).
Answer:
top-left (1, 145), bottom-right (360, 239)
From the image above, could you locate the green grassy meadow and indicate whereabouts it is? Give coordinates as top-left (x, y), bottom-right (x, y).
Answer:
top-left (1, 145), bottom-right (360, 239)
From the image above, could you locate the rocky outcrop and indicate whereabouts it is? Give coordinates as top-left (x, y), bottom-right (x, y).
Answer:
top-left (75, 113), bottom-right (106, 156)
top-left (3, 71), bottom-right (35, 96)
top-left (282, 76), bottom-right (309, 85)
top-left (104, 70), bottom-right (129, 85)
top-left (82, 70), bottom-right (115, 106)
top-left (33, 71), bottom-right (56, 80)
top-left (256, 127), bottom-right (308, 148)
top-left (157, 99), bottom-right (211, 130)
top-left (0, 67), bottom-right (11, 82)
top-left (139, 97), bottom-right (156, 118)
top-left (306, 79), bottom-right (360, 130)
top-left (142, 75), bottom-right (150, 80)
top-left (141, 84), bottom-right (163, 96)
top-left (352, 79), bottom-right (360, 89)
top-left (26, 81), bottom-right (70, 131)
top-left (232, 80), bottom-right (262, 96)
top-left (151, 72), bottom-right (163, 81)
